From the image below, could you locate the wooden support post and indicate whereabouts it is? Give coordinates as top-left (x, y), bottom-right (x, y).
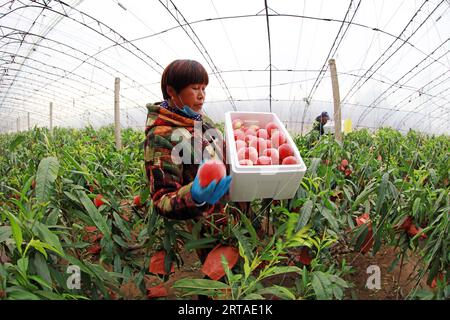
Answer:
top-left (27, 112), bottom-right (30, 130)
top-left (49, 102), bottom-right (53, 130)
top-left (114, 77), bottom-right (122, 150)
top-left (17, 117), bottom-right (20, 132)
top-left (329, 59), bottom-right (342, 142)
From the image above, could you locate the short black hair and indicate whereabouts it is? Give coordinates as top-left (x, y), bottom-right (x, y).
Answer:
top-left (161, 59), bottom-right (209, 100)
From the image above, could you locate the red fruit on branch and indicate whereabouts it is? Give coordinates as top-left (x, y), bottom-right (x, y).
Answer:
top-left (398, 216), bottom-right (413, 231)
top-left (146, 284), bottom-right (168, 299)
top-left (407, 224), bottom-right (427, 239)
top-left (87, 244), bottom-right (101, 255)
top-left (430, 274), bottom-right (445, 289)
top-left (294, 247), bottom-right (313, 265)
top-left (202, 245), bottom-right (239, 281)
top-left (149, 250), bottom-right (175, 275)
top-left (377, 154), bottom-right (383, 161)
top-left (93, 194), bottom-right (105, 207)
top-left (31, 179), bottom-right (36, 189)
top-left (355, 213), bottom-right (374, 254)
top-left (198, 160), bottom-right (226, 188)
top-left (341, 159), bottom-right (349, 168)
top-left (85, 226), bottom-right (98, 233)
top-left (133, 195), bottom-right (142, 207)
top-left (344, 168), bottom-right (352, 177)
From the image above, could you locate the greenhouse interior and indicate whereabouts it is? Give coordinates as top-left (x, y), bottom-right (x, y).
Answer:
top-left (0, 0), bottom-right (449, 303)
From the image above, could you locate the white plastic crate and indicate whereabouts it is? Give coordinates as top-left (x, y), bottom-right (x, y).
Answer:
top-left (224, 111), bottom-right (307, 202)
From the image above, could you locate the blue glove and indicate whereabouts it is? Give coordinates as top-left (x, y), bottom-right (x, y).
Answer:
top-left (191, 174), bottom-right (232, 205)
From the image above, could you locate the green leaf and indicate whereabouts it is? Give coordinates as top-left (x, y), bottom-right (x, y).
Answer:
top-left (6, 288), bottom-right (40, 300)
top-left (17, 256), bottom-right (29, 275)
top-left (412, 198), bottom-right (421, 217)
top-left (261, 266), bottom-right (302, 280)
top-left (257, 285), bottom-right (296, 300)
top-left (112, 212), bottom-right (131, 239)
top-left (321, 206), bottom-right (339, 231)
top-left (173, 278), bottom-right (229, 291)
top-left (36, 157), bottom-right (60, 203)
top-left (352, 181), bottom-right (377, 210)
top-left (35, 290), bottom-right (65, 300)
top-left (76, 190), bottom-right (111, 240)
top-left (33, 222), bottom-right (64, 256)
top-left (5, 211), bottom-right (22, 254)
top-left (243, 293), bottom-right (265, 300)
top-left (184, 238), bottom-right (217, 251)
top-left (375, 173), bottom-right (389, 215)
top-left (33, 253), bottom-right (52, 286)
top-left (29, 275), bottom-right (53, 290)
top-left (232, 228), bottom-right (254, 260)
top-left (9, 135), bottom-right (26, 151)
top-left (0, 226), bottom-right (12, 243)
top-left (240, 212), bottom-right (258, 245)
top-left (312, 272), bottom-right (327, 300)
top-left (112, 234), bottom-right (129, 248)
top-left (295, 200), bottom-right (313, 233)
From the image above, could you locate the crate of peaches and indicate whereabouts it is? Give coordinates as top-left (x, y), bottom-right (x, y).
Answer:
top-left (224, 111), bottom-right (307, 201)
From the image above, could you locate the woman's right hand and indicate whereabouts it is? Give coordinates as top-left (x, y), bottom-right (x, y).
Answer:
top-left (191, 171), bottom-right (232, 206)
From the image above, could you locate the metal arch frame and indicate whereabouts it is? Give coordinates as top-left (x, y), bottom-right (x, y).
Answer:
top-left (0, 26), bottom-right (161, 99)
top-left (158, 0), bottom-right (237, 111)
top-left (356, 37), bottom-right (450, 127)
top-left (378, 70), bottom-right (450, 127)
top-left (299, 0), bottom-right (359, 135)
top-left (392, 77), bottom-right (450, 129)
top-left (342, 0), bottom-right (445, 109)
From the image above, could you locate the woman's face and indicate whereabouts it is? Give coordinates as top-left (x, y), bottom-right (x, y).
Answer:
top-left (171, 83), bottom-right (207, 113)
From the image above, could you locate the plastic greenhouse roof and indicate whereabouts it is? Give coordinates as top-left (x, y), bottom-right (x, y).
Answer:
top-left (0, 0), bottom-right (449, 135)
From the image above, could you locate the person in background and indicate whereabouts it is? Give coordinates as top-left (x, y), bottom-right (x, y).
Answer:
top-left (312, 111), bottom-right (330, 136)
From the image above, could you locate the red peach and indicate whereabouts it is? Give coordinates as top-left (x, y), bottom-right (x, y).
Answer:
top-left (263, 148), bottom-right (280, 165)
top-left (198, 160), bottom-right (226, 188)
top-left (265, 122), bottom-right (279, 137)
top-left (244, 128), bottom-right (257, 137)
top-left (232, 118), bottom-right (243, 129)
top-left (256, 129), bottom-right (269, 140)
top-left (234, 129), bottom-right (245, 141)
top-left (239, 159), bottom-right (254, 166)
top-left (249, 137), bottom-right (268, 154)
top-left (278, 143), bottom-right (294, 161)
top-left (235, 140), bottom-right (246, 152)
top-left (237, 147), bottom-right (258, 163)
top-left (271, 131), bottom-right (286, 148)
top-left (256, 156), bottom-right (272, 165)
top-left (282, 156), bottom-right (298, 165)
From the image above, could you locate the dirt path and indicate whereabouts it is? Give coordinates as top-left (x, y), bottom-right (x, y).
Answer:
top-left (338, 246), bottom-right (430, 299)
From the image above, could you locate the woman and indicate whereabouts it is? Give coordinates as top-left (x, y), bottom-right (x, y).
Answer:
top-left (144, 59), bottom-right (242, 266)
